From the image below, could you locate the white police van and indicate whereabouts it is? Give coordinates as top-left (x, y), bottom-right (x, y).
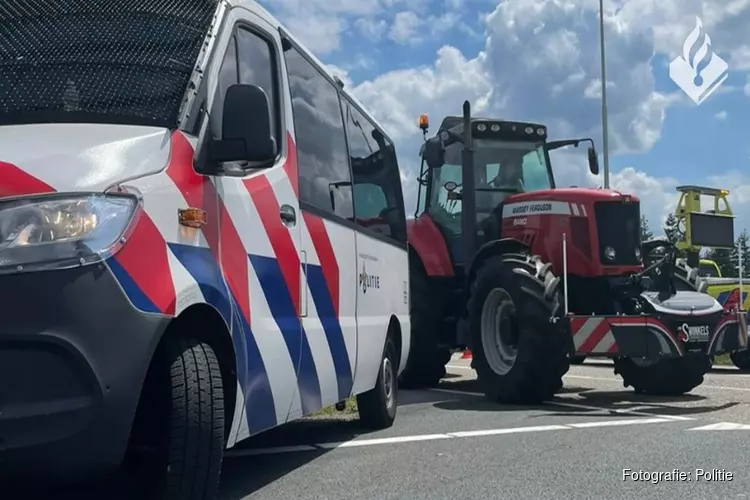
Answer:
top-left (0, 1), bottom-right (410, 498)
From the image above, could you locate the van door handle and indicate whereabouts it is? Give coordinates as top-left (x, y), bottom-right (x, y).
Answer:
top-left (280, 204), bottom-right (297, 227)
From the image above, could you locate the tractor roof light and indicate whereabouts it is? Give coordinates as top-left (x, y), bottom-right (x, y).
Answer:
top-left (418, 114), bottom-right (429, 131)
top-left (471, 120), bottom-right (547, 139)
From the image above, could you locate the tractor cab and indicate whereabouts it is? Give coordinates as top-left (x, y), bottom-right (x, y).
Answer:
top-left (415, 102), bottom-right (599, 270)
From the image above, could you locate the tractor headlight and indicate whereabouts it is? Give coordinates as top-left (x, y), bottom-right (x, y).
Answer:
top-left (634, 246), bottom-right (641, 261)
top-left (0, 193), bottom-right (139, 275)
top-left (604, 246), bottom-right (616, 261)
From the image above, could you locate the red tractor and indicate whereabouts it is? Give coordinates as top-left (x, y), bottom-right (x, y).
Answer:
top-left (402, 101), bottom-right (748, 402)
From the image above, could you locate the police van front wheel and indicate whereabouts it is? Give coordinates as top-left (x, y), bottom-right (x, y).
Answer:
top-left (126, 336), bottom-right (225, 500)
top-left (357, 338), bottom-right (398, 429)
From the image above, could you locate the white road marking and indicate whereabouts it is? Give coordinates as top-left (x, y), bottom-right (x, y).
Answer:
top-left (687, 421), bottom-right (750, 430)
top-left (566, 417), bottom-right (672, 428)
top-left (225, 417), bottom-right (681, 457)
top-left (448, 425), bottom-right (568, 437)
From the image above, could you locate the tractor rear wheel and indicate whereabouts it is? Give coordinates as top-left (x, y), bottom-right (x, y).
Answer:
top-left (730, 350), bottom-right (750, 371)
top-left (398, 262), bottom-right (451, 388)
top-left (613, 353), bottom-right (710, 395)
top-left (466, 253), bottom-right (569, 404)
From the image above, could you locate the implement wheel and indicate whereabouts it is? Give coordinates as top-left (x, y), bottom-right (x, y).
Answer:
top-left (614, 354), bottom-right (710, 395)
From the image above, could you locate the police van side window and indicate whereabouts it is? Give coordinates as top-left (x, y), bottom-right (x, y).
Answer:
top-left (236, 28), bottom-right (281, 147)
top-left (284, 46), bottom-right (353, 219)
top-left (344, 100), bottom-right (407, 245)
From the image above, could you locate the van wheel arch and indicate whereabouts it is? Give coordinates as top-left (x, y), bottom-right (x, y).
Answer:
top-left (129, 303), bottom-right (238, 449)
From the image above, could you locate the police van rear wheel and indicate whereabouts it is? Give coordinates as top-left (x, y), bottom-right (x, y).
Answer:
top-left (357, 338), bottom-right (398, 429)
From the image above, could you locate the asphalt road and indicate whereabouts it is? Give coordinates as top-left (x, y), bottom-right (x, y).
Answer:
top-left (10, 357), bottom-right (750, 499)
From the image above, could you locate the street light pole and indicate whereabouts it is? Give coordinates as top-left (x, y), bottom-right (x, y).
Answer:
top-left (598, 0), bottom-right (610, 188)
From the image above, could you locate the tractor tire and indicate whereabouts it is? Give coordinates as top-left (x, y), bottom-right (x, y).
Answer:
top-left (613, 353), bottom-right (711, 395)
top-left (399, 262), bottom-right (452, 388)
top-left (569, 355), bottom-right (587, 365)
top-left (466, 253), bottom-right (569, 404)
top-left (730, 350), bottom-right (750, 371)
top-left (357, 338), bottom-right (399, 429)
top-left (127, 337), bottom-right (225, 500)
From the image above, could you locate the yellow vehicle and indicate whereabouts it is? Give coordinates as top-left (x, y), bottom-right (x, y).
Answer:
top-left (691, 258), bottom-right (750, 370)
top-left (672, 186), bottom-right (750, 371)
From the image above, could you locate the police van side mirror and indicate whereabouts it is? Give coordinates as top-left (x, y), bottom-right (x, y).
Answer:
top-left (211, 84), bottom-right (277, 164)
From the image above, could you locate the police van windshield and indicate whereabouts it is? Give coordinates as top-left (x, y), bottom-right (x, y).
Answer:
top-left (0, 1), bottom-right (218, 128)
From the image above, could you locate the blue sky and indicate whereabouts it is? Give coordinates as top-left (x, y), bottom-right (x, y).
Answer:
top-left (259, 0), bottom-right (750, 236)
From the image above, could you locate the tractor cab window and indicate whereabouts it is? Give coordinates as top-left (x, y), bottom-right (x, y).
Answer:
top-left (428, 162), bottom-right (463, 236)
top-left (429, 139), bottom-right (552, 228)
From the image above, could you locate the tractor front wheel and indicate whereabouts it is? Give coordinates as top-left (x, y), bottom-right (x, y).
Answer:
top-left (614, 354), bottom-right (711, 395)
top-left (466, 253), bottom-right (569, 404)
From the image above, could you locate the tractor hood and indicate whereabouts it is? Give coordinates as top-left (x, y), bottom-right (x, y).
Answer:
top-left (0, 124), bottom-right (172, 196)
top-left (505, 187), bottom-right (639, 205)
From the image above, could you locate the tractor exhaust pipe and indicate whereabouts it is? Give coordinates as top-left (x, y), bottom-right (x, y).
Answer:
top-left (461, 100), bottom-right (477, 263)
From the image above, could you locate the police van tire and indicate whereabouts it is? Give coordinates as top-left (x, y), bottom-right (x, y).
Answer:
top-left (129, 337), bottom-right (226, 500)
top-left (466, 253), bottom-right (569, 404)
top-left (161, 337), bottom-right (225, 500)
top-left (399, 263), bottom-right (450, 389)
top-left (357, 338), bottom-right (398, 429)
top-left (730, 350), bottom-right (750, 371)
top-left (614, 353), bottom-right (710, 395)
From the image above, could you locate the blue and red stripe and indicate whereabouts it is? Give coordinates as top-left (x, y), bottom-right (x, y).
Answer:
top-left (249, 254), bottom-right (322, 414)
top-left (302, 212), bottom-right (352, 400)
top-left (166, 132), bottom-right (277, 433)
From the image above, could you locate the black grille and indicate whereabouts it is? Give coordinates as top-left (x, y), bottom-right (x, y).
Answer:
top-left (594, 201), bottom-right (640, 265)
top-left (0, 0), bottom-right (219, 128)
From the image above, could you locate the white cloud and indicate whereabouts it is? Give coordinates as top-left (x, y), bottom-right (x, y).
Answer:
top-left (715, 110), bottom-right (728, 119)
top-left (388, 11), bottom-right (423, 44)
top-left (354, 17), bottom-right (388, 42)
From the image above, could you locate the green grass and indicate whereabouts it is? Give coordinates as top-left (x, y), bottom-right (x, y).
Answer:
top-left (713, 353), bottom-right (732, 366)
top-left (310, 397), bottom-right (358, 417)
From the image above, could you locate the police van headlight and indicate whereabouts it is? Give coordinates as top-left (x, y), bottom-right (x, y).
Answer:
top-left (0, 193), bottom-right (139, 274)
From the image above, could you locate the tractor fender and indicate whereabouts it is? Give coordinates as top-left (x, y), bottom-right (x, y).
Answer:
top-left (407, 217), bottom-right (454, 277)
top-left (464, 238), bottom-right (529, 298)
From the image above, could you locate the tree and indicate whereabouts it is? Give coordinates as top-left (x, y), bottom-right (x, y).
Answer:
top-left (640, 215), bottom-right (653, 242)
top-left (663, 213), bottom-right (680, 244)
top-left (730, 230), bottom-right (750, 278)
top-left (705, 248), bottom-right (733, 277)
top-left (662, 212), bottom-right (686, 258)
